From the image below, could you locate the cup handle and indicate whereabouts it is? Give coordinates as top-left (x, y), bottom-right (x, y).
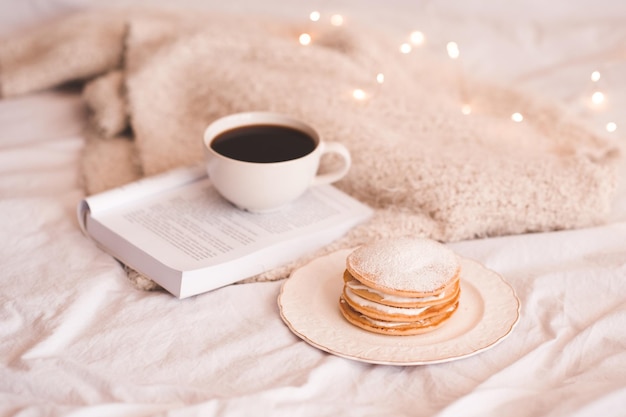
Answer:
top-left (311, 142), bottom-right (351, 186)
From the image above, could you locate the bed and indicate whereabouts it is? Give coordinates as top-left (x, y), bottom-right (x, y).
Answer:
top-left (1, 1), bottom-right (625, 416)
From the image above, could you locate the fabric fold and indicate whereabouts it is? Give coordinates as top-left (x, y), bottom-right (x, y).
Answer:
top-left (0, 12), bottom-right (127, 97)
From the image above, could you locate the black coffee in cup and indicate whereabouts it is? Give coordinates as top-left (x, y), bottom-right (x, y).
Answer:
top-left (210, 125), bottom-right (316, 163)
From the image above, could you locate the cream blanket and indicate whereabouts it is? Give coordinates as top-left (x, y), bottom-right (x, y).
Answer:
top-left (0, 9), bottom-right (619, 289)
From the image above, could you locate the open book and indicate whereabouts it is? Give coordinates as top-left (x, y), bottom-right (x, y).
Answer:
top-left (77, 165), bottom-right (373, 298)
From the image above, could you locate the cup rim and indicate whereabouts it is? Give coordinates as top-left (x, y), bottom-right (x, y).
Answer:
top-left (203, 111), bottom-right (320, 165)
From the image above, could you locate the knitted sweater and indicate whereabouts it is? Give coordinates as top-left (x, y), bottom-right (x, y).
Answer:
top-left (0, 9), bottom-right (619, 289)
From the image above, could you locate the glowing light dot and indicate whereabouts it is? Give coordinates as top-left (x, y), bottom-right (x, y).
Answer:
top-left (400, 43), bottom-right (412, 54)
top-left (376, 73), bottom-right (385, 84)
top-left (309, 11), bottom-right (320, 22)
top-left (352, 89), bottom-right (366, 100)
top-left (461, 104), bottom-right (472, 115)
top-left (299, 33), bottom-right (311, 46)
top-left (511, 112), bottom-right (524, 122)
top-left (446, 41), bottom-right (460, 59)
top-left (591, 71), bottom-right (601, 82)
top-left (410, 31), bottom-right (425, 45)
top-left (606, 122), bottom-right (617, 133)
top-left (330, 14), bottom-right (344, 26)
top-left (591, 91), bottom-right (605, 104)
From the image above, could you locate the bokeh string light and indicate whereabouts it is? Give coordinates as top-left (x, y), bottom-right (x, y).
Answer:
top-left (592, 91), bottom-right (605, 105)
top-left (352, 89), bottom-right (367, 100)
top-left (606, 122), bottom-right (617, 133)
top-left (410, 31), bottom-right (425, 45)
top-left (399, 43), bottom-right (412, 54)
top-left (511, 112), bottom-right (524, 123)
top-left (591, 70), bottom-right (601, 83)
top-left (330, 14), bottom-right (344, 26)
top-left (300, 11), bottom-right (619, 135)
top-left (298, 33), bottom-right (311, 46)
top-left (309, 11), bottom-right (321, 22)
top-left (586, 69), bottom-right (617, 132)
top-left (446, 42), bottom-right (460, 60)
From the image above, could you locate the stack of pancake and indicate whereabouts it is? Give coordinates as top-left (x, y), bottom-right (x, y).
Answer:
top-left (339, 238), bottom-right (461, 336)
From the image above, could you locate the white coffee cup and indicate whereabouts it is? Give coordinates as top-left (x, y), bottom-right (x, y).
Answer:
top-left (203, 112), bottom-right (351, 212)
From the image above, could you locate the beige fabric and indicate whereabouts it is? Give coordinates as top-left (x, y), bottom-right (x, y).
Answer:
top-left (0, 12), bottom-right (127, 97)
top-left (83, 70), bottom-right (128, 138)
top-left (1, 9), bottom-right (620, 290)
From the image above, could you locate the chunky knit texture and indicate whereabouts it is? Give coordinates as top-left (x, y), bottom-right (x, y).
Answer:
top-left (0, 9), bottom-right (620, 290)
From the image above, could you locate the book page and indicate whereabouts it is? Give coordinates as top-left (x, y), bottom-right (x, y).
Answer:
top-left (91, 177), bottom-right (371, 271)
top-left (84, 165), bottom-right (207, 216)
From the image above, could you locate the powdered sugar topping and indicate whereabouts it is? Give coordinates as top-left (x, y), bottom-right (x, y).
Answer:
top-left (347, 238), bottom-right (459, 293)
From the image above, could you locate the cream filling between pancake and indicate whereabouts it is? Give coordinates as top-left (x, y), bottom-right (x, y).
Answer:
top-left (345, 287), bottom-right (431, 316)
top-left (362, 316), bottom-right (414, 328)
top-left (346, 278), bottom-right (446, 303)
top-left (361, 303), bottom-right (458, 328)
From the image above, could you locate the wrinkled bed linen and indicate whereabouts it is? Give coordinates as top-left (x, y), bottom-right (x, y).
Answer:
top-left (1, 1), bottom-right (625, 416)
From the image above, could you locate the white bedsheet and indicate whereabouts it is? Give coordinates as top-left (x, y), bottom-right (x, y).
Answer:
top-left (1, 1), bottom-right (625, 416)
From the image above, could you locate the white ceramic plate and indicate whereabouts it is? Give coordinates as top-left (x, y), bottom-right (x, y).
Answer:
top-left (278, 249), bottom-right (520, 365)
